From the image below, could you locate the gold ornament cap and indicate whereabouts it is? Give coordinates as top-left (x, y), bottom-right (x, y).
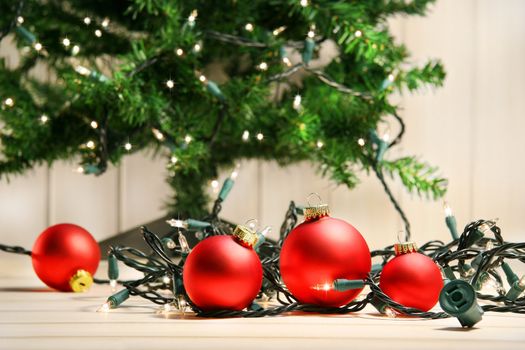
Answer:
top-left (394, 242), bottom-right (418, 256)
top-left (233, 225), bottom-right (258, 249)
top-left (304, 193), bottom-right (330, 221)
top-left (69, 269), bottom-right (93, 293)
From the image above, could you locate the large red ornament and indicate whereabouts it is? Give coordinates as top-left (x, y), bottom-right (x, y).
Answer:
top-left (379, 242), bottom-right (443, 312)
top-left (280, 203), bottom-right (371, 307)
top-left (31, 223), bottom-right (100, 292)
top-left (183, 225), bottom-right (263, 311)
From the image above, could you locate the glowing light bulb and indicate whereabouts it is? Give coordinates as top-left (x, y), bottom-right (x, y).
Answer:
top-left (354, 30), bottom-right (362, 38)
top-left (166, 79), bottom-right (175, 89)
top-left (34, 42), bottom-right (43, 51)
top-left (357, 138), bottom-right (366, 147)
top-left (178, 233), bottom-right (191, 253)
top-left (388, 73), bottom-right (395, 82)
top-left (444, 202), bottom-right (453, 217)
top-left (316, 140), bottom-right (324, 149)
top-left (101, 18), bottom-right (110, 28)
top-left (300, 0), bottom-right (309, 7)
top-left (193, 43), bottom-right (201, 52)
top-left (165, 239), bottom-right (176, 250)
top-left (170, 156), bottom-right (178, 164)
top-left (83, 17), bottom-right (91, 25)
top-left (188, 9), bottom-right (198, 24)
top-left (152, 128), bottom-right (165, 141)
top-left (62, 38), bottom-right (70, 47)
top-left (72, 45), bottom-right (80, 55)
top-left (256, 133), bottom-right (264, 141)
top-left (162, 275), bottom-right (171, 284)
top-left (109, 279), bottom-right (117, 292)
top-left (76, 166), bottom-right (85, 174)
top-left (184, 135), bottom-right (192, 144)
top-left (230, 164), bottom-right (240, 180)
top-left (258, 62), bottom-right (268, 71)
top-left (384, 307), bottom-right (397, 318)
top-left (272, 26), bottom-right (286, 36)
top-left (307, 30), bottom-right (315, 38)
top-left (312, 282), bottom-right (333, 291)
top-left (75, 65), bottom-right (91, 76)
top-left (90, 121), bottom-right (98, 129)
top-left (293, 95), bottom-right (302, 110)
top-left (86, 140), bottom-right (95, 149)
top-left (282, 57), bottom-right (292, 67)
top-left (167, 219), bottom-right (186, 229)
top-left (485, 240), bottom-right (494, 251)
top-left (176, 48), bottom-right (184, 56)
top-left (245, 23), bottom-right (254, 32)
top-left (381, 132), bottom-right (390, 142)
top-left (4, 98), bottom-right (14, 107)
top-left (94, 29), bottom-right (102, 37)
top-left (199, 75), bottom-right (207, 83)
top-left (40, 114), bottom-right (49, 123)
top-left (242, 130), bottom-right (250, 141)
top-left (17, 16), bottom-right (24, 24)
top-left (97, 301), bottom-right (111, 313)
top-left (124, 142), bottom-right (132, 151)
top-left (211, 179), bottom-right (219, 189)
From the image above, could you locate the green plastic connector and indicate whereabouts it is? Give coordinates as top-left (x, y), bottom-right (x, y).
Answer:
top-left (442, 266), bottom-right (457, 281)
top-left (371, 263), bottom-right (383, 275)
top-left (173, 277), bottom-right (184, 295)
top-left (186, 219), bottom-right (212, 230)
top-left (502, 263), bottom-right (525, 300)
top-left (370, 295), bottom-right (388, 314)
top-left (333, 279), bottom-right (364, 292)
top-left (295, 206), bottom-right (305, 215)
top-left (15, 26), bottom-right (36, 44)
top-left (375, 139), bottom-right (388, 163)
top-left (302, 38), bottom-right (315, 65)
top-left (107, 288), bottom-right (130, 308)
top-left (249, 301), bottom-right (263, 311)
top-left (206, 81), bottom-right (225, 101)
top-left (445, 215), bottom-right (459, 240)
top-left (279, 46), bottom-right (287, 60)
top-left (218, 178), bottom-right (234, 201)
top-left (108, 254), bottom-right (119, 280)
top-left (439, 279), bottom-right (483, 328)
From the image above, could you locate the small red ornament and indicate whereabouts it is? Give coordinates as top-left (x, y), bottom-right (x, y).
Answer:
top-left (31, 223), bottom-right (100, 292)
top-left (183, 225), bottom-right (263, 311)
top-left (280, 202), bottom-right (371, 307)
top-left (379, 242), bottom-right (443, 312)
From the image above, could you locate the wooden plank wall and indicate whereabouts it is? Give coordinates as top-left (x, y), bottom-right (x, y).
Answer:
top-left (1, 0), bottom-right (524, 254)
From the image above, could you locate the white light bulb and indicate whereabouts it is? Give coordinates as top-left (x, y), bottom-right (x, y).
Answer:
top-left (293, 95), bottom-right (302, 110)
top-left (86, 140), bottom-right (95, 149)
top-left (162, 276), bottom-right (171, 284)
top-left (443, 202), bottom-right (453, 217)
top-left (230, 164), bottom-right (240, 180)
top-left (184, 135), bottom-right (192, 144)
top-left (176, 48), bottom-right (184, 56)
top-left (300, 0), bottom-right (309, 7)
top-left (178, 233), bottom-right (191, 253)
top-left (94, 29), bottom-right (102, 37)
top-left (199, 75), bottom-right (207, 83)
top-left (124, 142), bottom-right (132, 151)
top-left (258, 62), bottom-right (268, 71)
top-left (193, 43), bottom-right (201, 52)
top-left (357, 138), bottom-right (365, 147)
top-left (62, 38), bottom-right (70, 47)
top-left (316, 140), bottom-right (324, 149)
top-left (166, 79), bottom-right (175, 89)
top-left (34, 42), bottom-right (43, 51)
top-left (101, 18), bottom-right (110, 28)
top-left (307, 30), bottom-right (315, 38)
top-left (388, 73), bottom-right (395, 82)
top-left (72, 45), bottom-right (80, 55)
top-left (188, 10), bottom-right (198, 23)
top-left (76, 166), bottom-right (85, 174)
top-left (40, 114), bottom-right (49, 123)
top-left (17, 16), bottom-right (24, 24)
top-left (211, 179), bottom-right (219, 189)
top-left (256, 133), bottom-right (264, 141)
top-left (381, 132), bottom-right (390, 142)
top-left (245, 23), bottom-right (254, 32)
top-left (4, 98), bottom-right (14, 107)
top-left (282, 57), bottom-right (292, 67)
top-left (75, 65), bottom-right (91, 76)
top-left (83, 17), bottom-right (91, 25)
top-left (97, 302), bottom-right (111, 313)
top-left (166, 219), bottom-right (186, 229)
top-left (384, 307), bottom-right (397, 318)
top-left (242, 130), bottom-right (250, 141)
top-left (109, 279), bottom-right (117, 292)
top-left (90, 121), bottom-right (98, 129)
top-left (152, 128), bottom-right (165, 141)
top-left (170, 156), bottom-right (178, 164)
top-left (354, 30), bottom-right (362, 38)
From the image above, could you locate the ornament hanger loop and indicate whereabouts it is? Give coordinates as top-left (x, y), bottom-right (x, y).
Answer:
top-left (397, 230), bottom-right (409, 243)
top-left (306, 192), bottom-right (323, 207)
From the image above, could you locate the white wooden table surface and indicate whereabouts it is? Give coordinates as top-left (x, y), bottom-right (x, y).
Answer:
top-left (1, 261), bottom-right (525, 350)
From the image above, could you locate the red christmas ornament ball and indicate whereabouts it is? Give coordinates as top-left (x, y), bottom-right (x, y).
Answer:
top-left (183, 234), bottom-right (263, 311)
top-left (280, 209), bottom-right (371, 307)
top-left (31, 223), bottom-right (100, 292)
top-left (379, 243), bottom-right (443, 312)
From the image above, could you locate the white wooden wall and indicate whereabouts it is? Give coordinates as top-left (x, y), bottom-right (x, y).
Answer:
top-left (1, 0), bottom-right (524, 253)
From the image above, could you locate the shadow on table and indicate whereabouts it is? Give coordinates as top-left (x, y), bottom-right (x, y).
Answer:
top-left (435, 326), bottom-right (479, 332)
top-left (0, 286), bottom-right (53, 292)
